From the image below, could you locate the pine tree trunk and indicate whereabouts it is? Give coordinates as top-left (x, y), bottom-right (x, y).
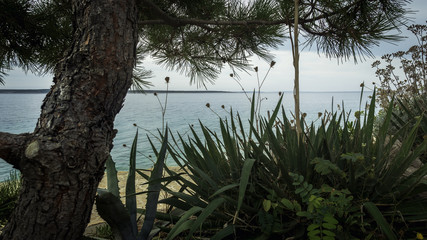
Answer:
top-left (0, 0), bottom-right (137, 239)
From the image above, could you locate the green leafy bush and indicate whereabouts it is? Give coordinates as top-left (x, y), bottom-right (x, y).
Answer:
top-left (372, 23), bottom-right (426, 108)
top-left (157, 91), bottom-right (427, 239)
top-left (372, 22), bottom-right (427, 163)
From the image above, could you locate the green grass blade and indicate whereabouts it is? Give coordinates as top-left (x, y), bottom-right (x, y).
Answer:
top-left (158, 196), bottom-right (193, 211)
top-left (266, 94), bottom-right (283, 131)
top-left (219, 120), bottom-right (240, 175)
top-left (167, 191), bottom-right (207, 207)
top-left (166, 206), bottom-right (202, 240)
top-left (187, 198), bottom-right (226, 239)
top-left (192, 123), bottom-right (222, 182)
top-left (105, 155), bottom-right (120, 198)
top-left (189, 165), bottom-right (218, 189)
top-left (234, 158), bottom-right (256, 223)
top-left (210, 183), bottom-right (239, 199)
top-left (249, 90), bottom-right (256, 139)
top-left (363, 202), bottom-right (397, 240)
top-left (146, 136), bottom-right (158, 158)
top-left (126, 130), bottom-right (138, 236)
top-left (211, 224), bottom-right (235, 240)
top-left (139, 129), bottom-right (168, 240)
top-left (201, 124), bottom-right (224, 165)
top-left (376, 98), bottom-right (394, 162)
top-left (359, 84), bottom-right (365, 111)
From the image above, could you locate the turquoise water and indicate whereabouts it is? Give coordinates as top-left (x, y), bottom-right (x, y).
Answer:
top-left (0, 91), bottom-right (371, 181)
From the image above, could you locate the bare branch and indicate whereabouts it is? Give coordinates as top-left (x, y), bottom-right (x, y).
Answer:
top-left (140, 16), bottom-right (291, 27)
top-left (140, 0), bottom-right (178, 25)
top-left (0, 132), bottom-right (32, 169)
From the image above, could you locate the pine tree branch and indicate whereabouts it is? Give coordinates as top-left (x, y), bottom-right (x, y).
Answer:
top-left (140, 14), bottom-right (291, 27)
top-left (140, 0), bottom-right (291, 27)
top-left (0, 132), bottom-right (32, 169)
top-left (139, 0), bottom-right (366, 28)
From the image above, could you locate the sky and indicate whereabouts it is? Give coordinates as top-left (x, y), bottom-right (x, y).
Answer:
top-left (1, 0), bottom-right (426, 92)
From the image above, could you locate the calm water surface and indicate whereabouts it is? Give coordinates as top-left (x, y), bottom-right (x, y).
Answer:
top-left (0, 91), bottom-right (371, 181)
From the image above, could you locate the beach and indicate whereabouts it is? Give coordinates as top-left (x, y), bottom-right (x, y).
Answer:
top-left (86, 167), bottom-right (186, 235)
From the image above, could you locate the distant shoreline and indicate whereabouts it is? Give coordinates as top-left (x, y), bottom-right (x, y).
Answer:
top-left (0, 89), bottom-right (50, 94)
top-left (0, 89), bottom-right (233, 94)
top-left (129, 90), bottom-right (232, 94)
top-left (0, 89), bottom-right (368, 94)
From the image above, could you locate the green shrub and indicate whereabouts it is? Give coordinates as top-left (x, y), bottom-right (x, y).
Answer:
top-left (372, 23), bottom-right (426, 108)
top-left (95, 224), bottom-right (114, 240)
top-left (157, 91), bottom-right (427, 239)
top-left (0, 171), bottom-right (21, 226)
top-left (372, 22), bottom-right (427, 163)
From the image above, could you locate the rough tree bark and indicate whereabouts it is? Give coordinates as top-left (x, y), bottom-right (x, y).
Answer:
top-left (0, 0), bottom-right (137, 239)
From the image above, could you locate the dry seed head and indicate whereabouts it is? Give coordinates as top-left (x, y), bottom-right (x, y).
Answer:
top-left (270, 61), bottom-right (276, 67)
top-left (206, 103), bottom-right (210, 108)
top-left (254, 66), bottom-right (258, 72)
top-left (165, 77), bottom-right (170, 83)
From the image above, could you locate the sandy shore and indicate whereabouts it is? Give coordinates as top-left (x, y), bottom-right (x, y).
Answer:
top-left (87, 167), bottom-right (186, 227)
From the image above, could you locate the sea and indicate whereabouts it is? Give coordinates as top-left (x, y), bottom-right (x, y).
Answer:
top-left (0, 91), bottom-right (372, 181)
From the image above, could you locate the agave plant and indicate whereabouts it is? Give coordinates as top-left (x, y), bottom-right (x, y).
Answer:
top-left (152, 91), bottom-right (426, 239)
top-left (96, 128), bottom-right (168, 240)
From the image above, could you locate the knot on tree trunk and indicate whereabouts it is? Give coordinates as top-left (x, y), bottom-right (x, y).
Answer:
top-left (25, 141), bottom-right (40, 159)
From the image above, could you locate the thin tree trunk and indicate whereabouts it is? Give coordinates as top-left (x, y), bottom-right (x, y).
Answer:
top-left (0, 0), bottom-right (137, 239)
top-left (292, 0), bottom-right (302, 137)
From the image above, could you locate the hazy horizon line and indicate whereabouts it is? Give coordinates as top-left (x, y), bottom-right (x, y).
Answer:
top-left (0, 89), bottom-right (371, 94)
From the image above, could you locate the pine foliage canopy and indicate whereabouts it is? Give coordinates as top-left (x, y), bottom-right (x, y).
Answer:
top-left (0, 0), bottom-right (412, 86)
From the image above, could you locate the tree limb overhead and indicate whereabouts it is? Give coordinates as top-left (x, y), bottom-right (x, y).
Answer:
top-left (0, 132), bottom-right (32, 169)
